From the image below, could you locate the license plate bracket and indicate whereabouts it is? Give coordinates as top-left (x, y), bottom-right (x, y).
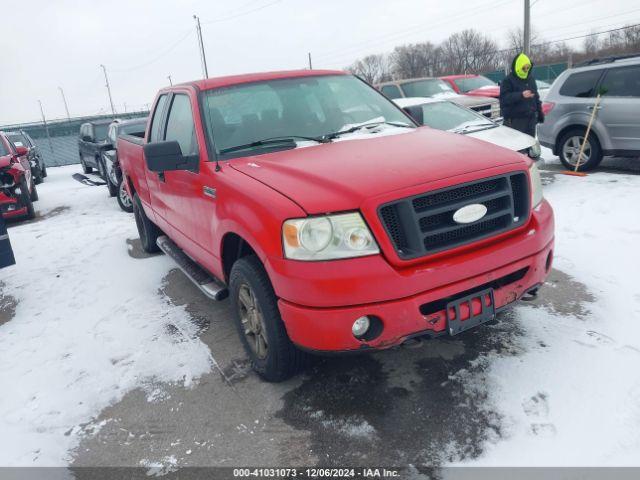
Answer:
top-left (446, 288), bottom-right (495, 336)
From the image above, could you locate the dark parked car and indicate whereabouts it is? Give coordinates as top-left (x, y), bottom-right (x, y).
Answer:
top-left (103, 118), bottom-right (147, 212)
top-left (78, 120), bottom-right (113, 176)
top-left (6, 130), bottom-right (47, 183)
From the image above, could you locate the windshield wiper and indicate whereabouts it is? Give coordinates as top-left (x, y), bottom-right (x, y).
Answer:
top-left (319, 120), bottom-right (413, 142)
top-left (452, 121), bottom-right (495, 134)
top-left (219, 135), bottom-right (322, 155)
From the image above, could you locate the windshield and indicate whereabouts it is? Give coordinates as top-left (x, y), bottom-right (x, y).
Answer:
top-left (453, 76), bottom-right (496, 93)
top-left (94, 124), bottom-right (109, 142)
top-left (401, 79), bottom-right (455, 98)
top-left (419, 101), bottom-right (493, 131)
top-left (202, 74), bottom-right (413, 157)
top-left (7, 133), bottom-right (29, 148)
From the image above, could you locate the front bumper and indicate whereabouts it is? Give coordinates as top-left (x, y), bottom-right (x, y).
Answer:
top-left (0, 192), bottom-right (27, 219)
top-left (279, 239), bottom-right (553, 352)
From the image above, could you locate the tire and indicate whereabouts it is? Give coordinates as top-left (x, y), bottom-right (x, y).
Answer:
top-left (132, 193), bottom-right (161, 253)
top-left (41, 163), bottom-right (47, 178)
top-left (30, 180), bottom-right (39, 202)
top-left (558, 128), bottom-right (603, 172)
top-left (229, 255), bottom-right (308, 382)
top-left (80, 155), bottom-right (92, 174)
top-left (19, 176), bottom-right (35, 220)
top-left (117, 179), bottom-right (133, 213)
top-left (106, 171), bottom-right (118, 197)
top-left (33, 168), bottom-right (43, 185)
top-left (97, 157), bottom-right (106, 181)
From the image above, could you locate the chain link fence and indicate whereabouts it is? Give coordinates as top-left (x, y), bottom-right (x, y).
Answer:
top-left (0, 112), bottom-right (148, 167)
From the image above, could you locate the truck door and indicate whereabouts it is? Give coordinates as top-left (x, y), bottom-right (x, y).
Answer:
top-left (158, 92), bottom-right (207, 259)
top-left (597, 64), bottom-right (640, 153)
top-left (144, 93), bottom-right (171, 228)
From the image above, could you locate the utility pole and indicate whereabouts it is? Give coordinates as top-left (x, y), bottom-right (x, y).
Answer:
top-left (193, 15), bottom-right (209, 79)
top-left (524, 0), bottom-right (531, 55)
top-left (100, 64), bottom-right (116, 116)
top-left (167, 75), bottom-right (173, 86)
top-left (58, 86), bottom-right (71, 120)
top-left (37, 100), bottom-right (54, 154)
top-left (308, 52), bottom-right (313, 70)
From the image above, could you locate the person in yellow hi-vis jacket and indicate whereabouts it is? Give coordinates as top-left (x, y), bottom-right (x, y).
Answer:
top-left (499, 53), bottom-right (544, 137)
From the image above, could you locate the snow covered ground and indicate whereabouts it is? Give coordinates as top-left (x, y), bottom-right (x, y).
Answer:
top-left (459, 151), bottom-right (640, 467)
top-left (1, 152), bottom-right (640, 469)
top-left (0, 166), bottom-right (213, 466)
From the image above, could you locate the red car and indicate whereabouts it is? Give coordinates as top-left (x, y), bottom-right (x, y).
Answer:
top-left (0, 131), bottom-right (38, 220)
top-left (440, 74), bottom-right (500, 98)
top-left (119, 70), bottom-right (554, 381)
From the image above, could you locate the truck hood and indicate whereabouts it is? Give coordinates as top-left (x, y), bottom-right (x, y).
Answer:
top-left (466, 86), bottom-right (500, 98)
top-left (229, 127), bottom-right (526, 214)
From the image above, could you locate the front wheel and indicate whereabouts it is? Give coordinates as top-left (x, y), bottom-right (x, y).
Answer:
top-left (30, 180), bottom-right (39, 202)
top-left (117, 179), bottom-right (133, 213)
top-left (229, 255), bottom-right (308, 382)
top-left (132, 193), bottom-right (161, 253)
top-left (558, 129), bottom-right (603, 172)
top-left (80, 154), bottom-right (92, 174)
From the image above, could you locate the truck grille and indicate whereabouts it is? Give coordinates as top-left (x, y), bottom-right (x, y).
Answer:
top-left (470, 104), bottom-right (493, 118)
top-left (378, 173), bottom-right (530, 259)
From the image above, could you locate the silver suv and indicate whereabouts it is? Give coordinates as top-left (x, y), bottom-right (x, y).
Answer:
top-left (538, 55), bottom-right (640, 171)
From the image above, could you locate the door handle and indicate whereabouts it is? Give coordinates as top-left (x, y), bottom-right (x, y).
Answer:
top-left (158, 172), bottom-right (165, 182)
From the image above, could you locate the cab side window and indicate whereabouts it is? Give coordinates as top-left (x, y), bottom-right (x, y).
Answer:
top-left (149, 94), bottom-right (169, 143)
top-left (164, 94), bottom-right (198, 156)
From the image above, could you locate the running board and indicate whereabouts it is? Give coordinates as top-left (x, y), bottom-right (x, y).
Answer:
top-left (156, 235), bottom-right (229, 301)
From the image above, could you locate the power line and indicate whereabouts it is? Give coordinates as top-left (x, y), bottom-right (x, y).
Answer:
top-left (110, 29), bottom-right (194, 73)
top-left (313, 0), bottom-right (513, 62)
top-left (201, 0), bottom-right (284, 25)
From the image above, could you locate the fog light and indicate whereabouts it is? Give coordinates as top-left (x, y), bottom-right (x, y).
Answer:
top-left (352, 316), bottom-right (370, 338)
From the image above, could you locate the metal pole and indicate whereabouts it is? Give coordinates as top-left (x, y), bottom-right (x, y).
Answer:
top-left (524, 0), bottom-right (531, 55)
top-left (38, 100), bottom-right (54, 154)
top-left (308, 52), bottom-right (313, 70)
top-left (193, 15), bottom-right (209, 79)
top-left (167, 75), bottom-right (173, 86)
top-left (100, 64), bottom-right (116, 116)
top-left (58, 86), bottom-right (71, 120)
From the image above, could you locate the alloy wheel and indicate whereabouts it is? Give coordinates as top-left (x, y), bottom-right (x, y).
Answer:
top-left (119, 182), bottom-right (132, 208)
top-left (562, 135), bottom-right (591, 167)
top-left (237, 283), bottom-right (268, 360)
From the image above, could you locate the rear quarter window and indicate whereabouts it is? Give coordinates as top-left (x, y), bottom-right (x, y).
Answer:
top-left (559, 70), bottom-right (603, 97)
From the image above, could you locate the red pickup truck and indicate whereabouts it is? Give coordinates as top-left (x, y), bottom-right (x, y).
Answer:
top-left (1, 131), bottom-right (38, 220)
top-left (119, 70), bottom-right (554, 381)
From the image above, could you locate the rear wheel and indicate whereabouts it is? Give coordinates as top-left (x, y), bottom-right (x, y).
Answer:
top-left (117, 179), bottom-right (133, 213)
top-left (80, 154), bottom-right (92, 174)
top-left (19, 177), bottom-right (35, 220)
top-left (97, 157), bottom-right (106, 181)
top-left (106, 169), bottom-right (118, 197)
top-left (41, 163), bottom-right (47, 178)
top-left (229, 255), bottom-right (308, 382)
top-left (558, 128), bottom-right (603, 172)
top-left (132, 193), bottom-right (161, 253)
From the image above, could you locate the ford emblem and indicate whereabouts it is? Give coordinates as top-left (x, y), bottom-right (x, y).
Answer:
top-left (452, 204), bottom-right (488, 224)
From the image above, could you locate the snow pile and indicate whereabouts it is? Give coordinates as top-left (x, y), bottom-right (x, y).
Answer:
top-left (0, 166), bottom-right (213, 466)
top-left (461, 158), bottom-right (640, 466)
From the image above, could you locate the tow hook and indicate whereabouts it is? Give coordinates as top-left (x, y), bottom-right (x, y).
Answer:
top-left (521, 288), bottom-right (539, 302)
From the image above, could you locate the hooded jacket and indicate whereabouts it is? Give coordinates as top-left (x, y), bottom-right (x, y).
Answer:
top-left (499, 53), bottom-right (543, 120)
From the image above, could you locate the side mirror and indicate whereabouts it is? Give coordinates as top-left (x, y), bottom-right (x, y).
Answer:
top-left (144, 140), bottom-right (198, 172)
top-left (82, 135), bottom-right (92, 142)
top-left (15, 146), bottom-right (28, 156)
top-left (403, 106), bottom-right (424, 125)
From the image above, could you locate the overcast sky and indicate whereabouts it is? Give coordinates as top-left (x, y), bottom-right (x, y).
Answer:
top-left (1, 0), bottom-right (638, 124)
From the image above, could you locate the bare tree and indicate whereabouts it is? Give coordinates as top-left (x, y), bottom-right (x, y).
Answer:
top-left (440, 29), bottom-right (500, 74)
top-left (390, 42), bottom-right (442, 79)
top-left (346, 54), bottom-right (391, 84)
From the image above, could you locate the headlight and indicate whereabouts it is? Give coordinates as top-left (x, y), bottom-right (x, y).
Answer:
top-left (528, 139), bottom-right (541, 158)
top-left (529, 163), bottom-right (543, 208)
top-left (283, 212), bottom-right (379, 260)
